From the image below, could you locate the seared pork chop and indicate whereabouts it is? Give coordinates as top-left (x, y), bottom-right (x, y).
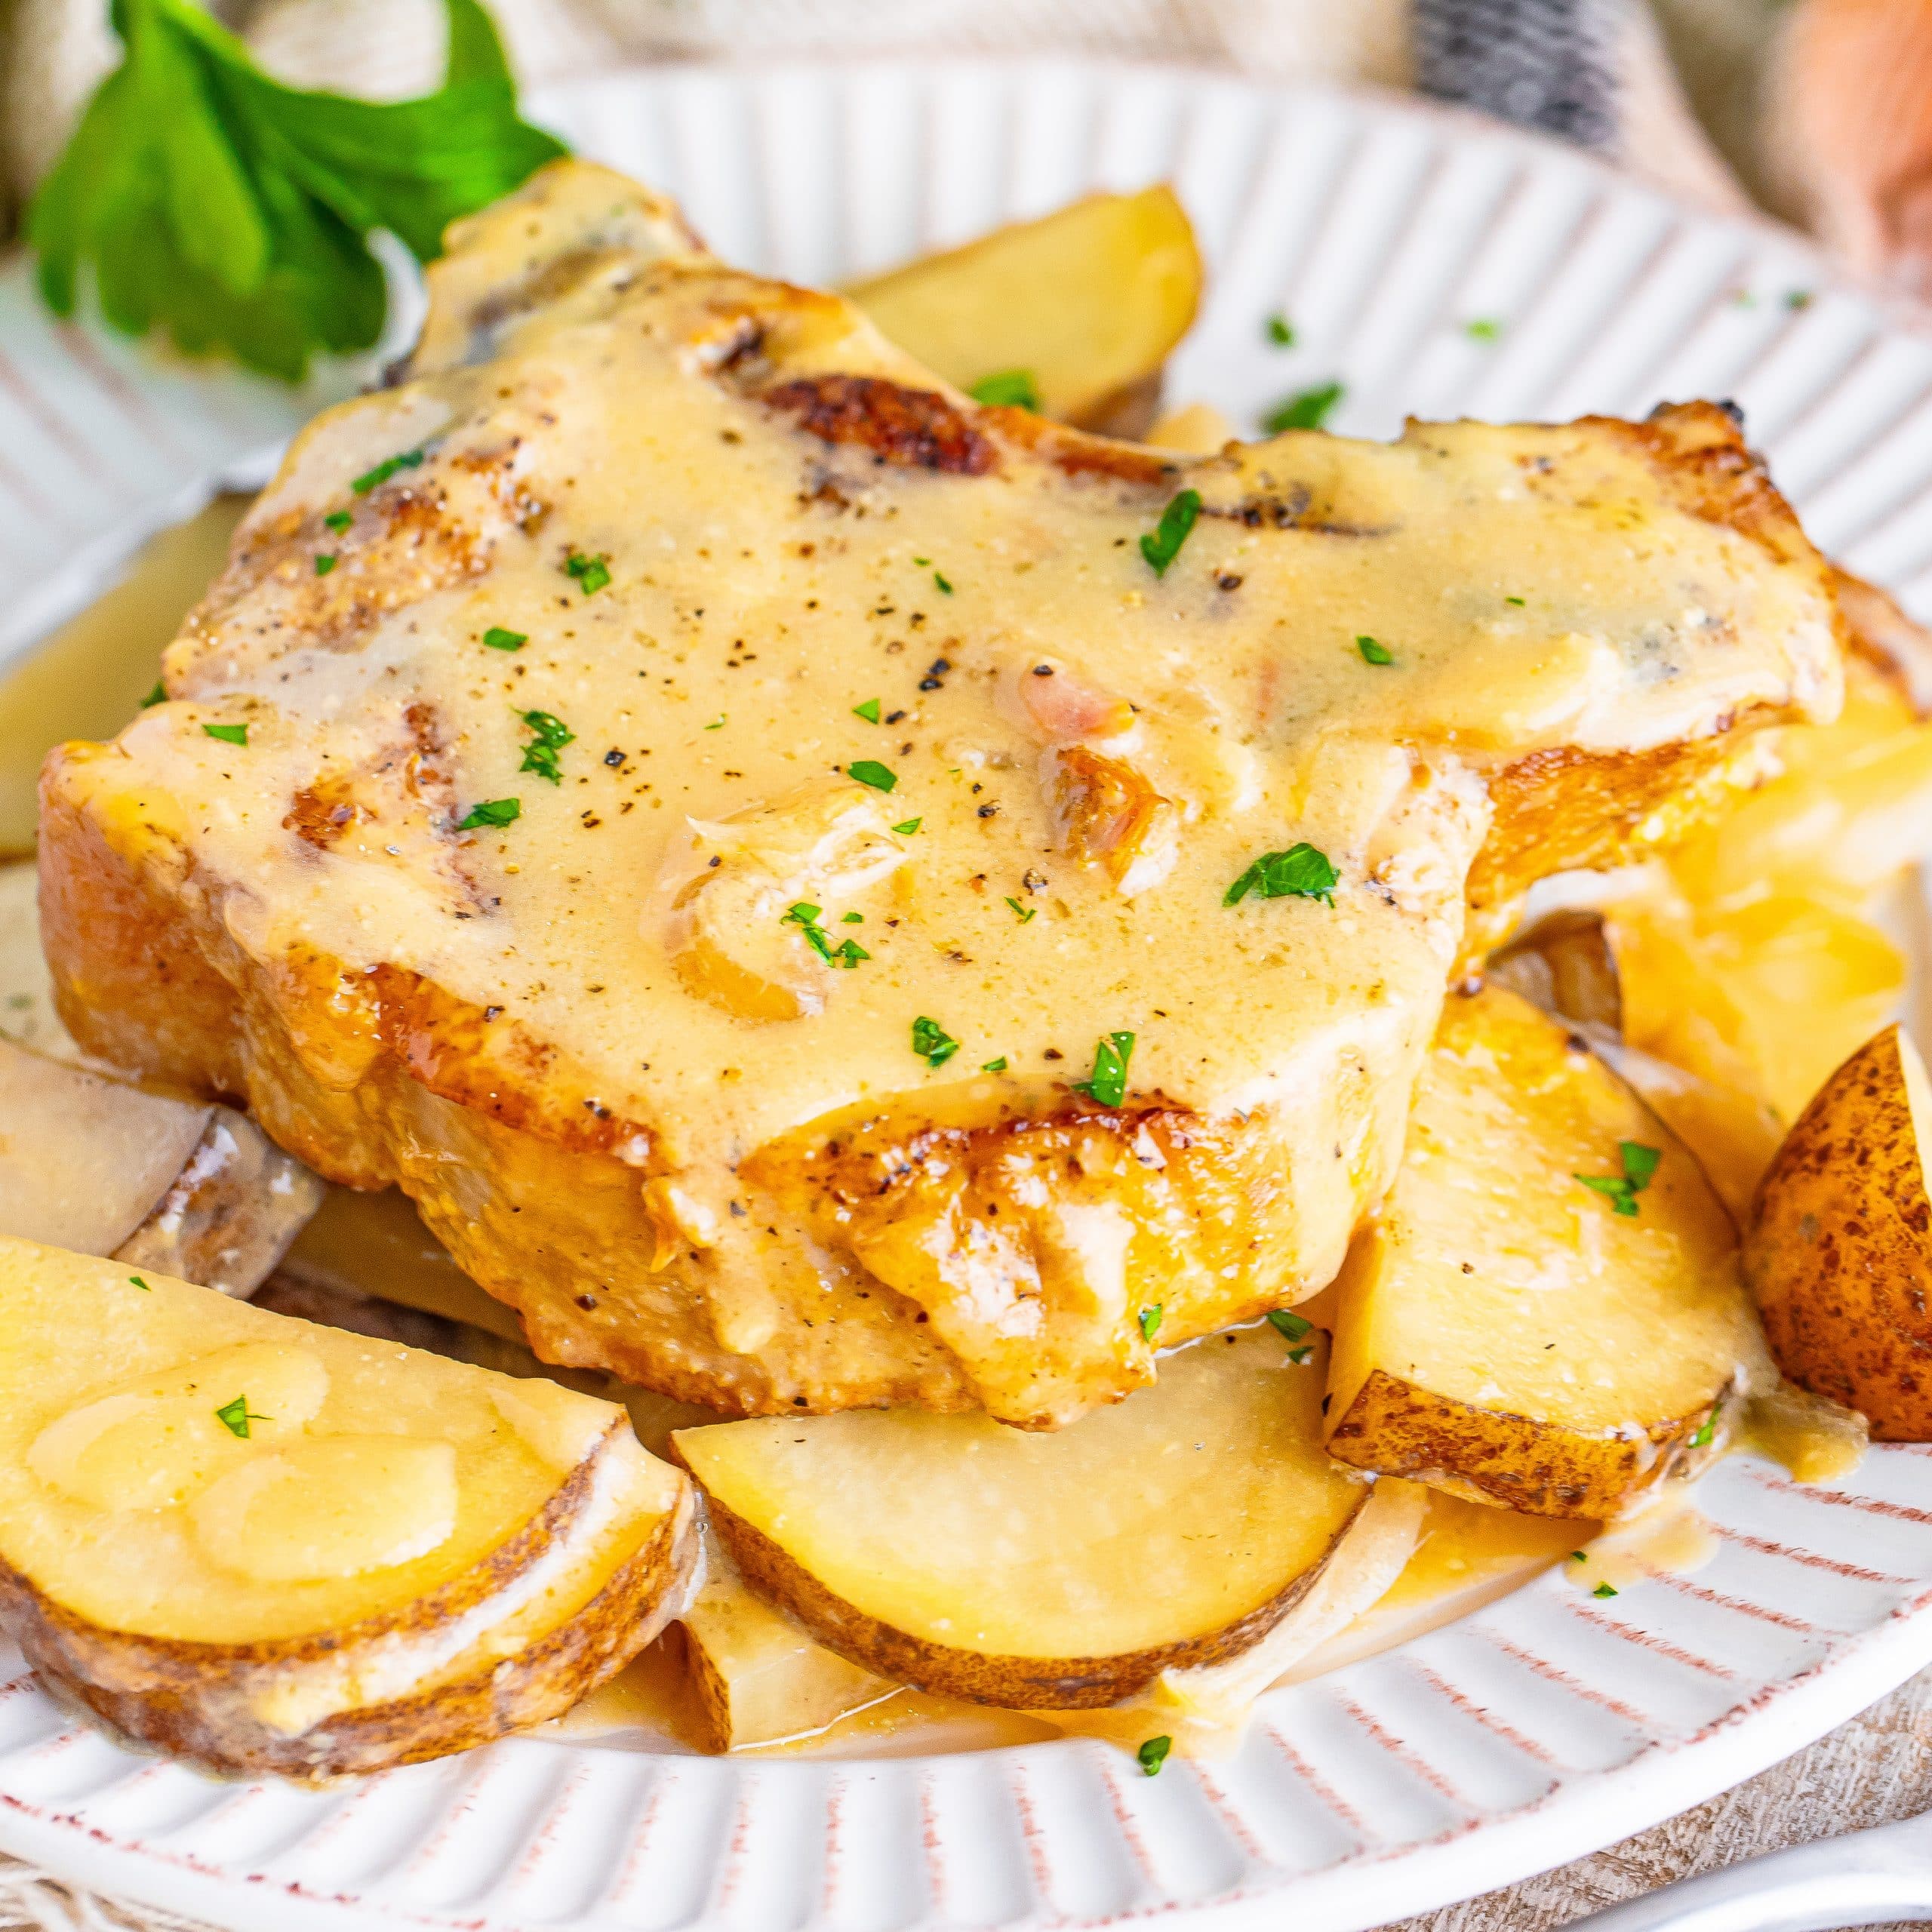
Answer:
top-left (38, 162), bottom-right (1842, 1427)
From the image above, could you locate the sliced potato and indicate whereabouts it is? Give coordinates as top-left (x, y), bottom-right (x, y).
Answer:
top-left (1744, 1024), bottom-right (1932, 1439)
top-left (679, 1534), bottom-right (894, 1752)
top-left (1325, 986), bottom-right (1750, 1517)
top-left (675, 1324), bottom-right (1368, 1709)
top-left (846, 186), bottom-right (1201, 427)
top-left (0, 1235), bottom-right (696, 1779)
top-left (0, 1035), bottom-right (321, 1295)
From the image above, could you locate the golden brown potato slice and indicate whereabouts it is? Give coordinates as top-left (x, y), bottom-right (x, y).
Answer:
top-left (0, 1235), bottom-right (697, 1779)
top-left (845, 186), bottom-right (1201, 427)
top-left (678, 1534), bottom-right (894, 1752)
top-left (1744, 1024), bottom-right (1932, 1438)
top-left (1325, 986), bottom-right (1751, 1517)
top-left (675, 1324), bottom-right (1370, 1709)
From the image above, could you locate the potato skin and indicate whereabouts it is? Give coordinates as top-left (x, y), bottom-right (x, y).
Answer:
top-left (0, 1432), bottom-right (697, 1781)
top-left (1325, 1368), bottom-right (1722, 1518)
top-left (1744, 1024), bottom-right (1932, 1439)
top-left (703, 1489), bottom-right (1364, 1710)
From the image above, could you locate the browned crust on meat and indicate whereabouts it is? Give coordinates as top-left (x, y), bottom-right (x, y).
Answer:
top-left (759, 374), bottom-right (998, 475)
top-left (1834, 565), bottom-right (1932, 720)
top-left (0, 1432), bottom-right (696, 1780)
top-left (1324, 1368), bottom-right (1720, 1517)
top-left (989, 402), bottom-right (1176, 486)
top-left (699, 1486), bottom-right (1361, 1709)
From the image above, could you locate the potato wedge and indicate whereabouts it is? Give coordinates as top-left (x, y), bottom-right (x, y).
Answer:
top-left (675, 1324), bottom-right (1368, 1709)
top-left (1325, 986), bottom-right (1750, 1517)
top-left (1744, 1024), bottom-right (1932, 1438)
top-left (679, 1533), bottom-right (894, 1752)
top-left (846, 186), bottom-right (1201, 427)
top-left (0, 1035), bottom-right (321, 1296)
top-left (0, 1235), bottom-right (696, 1779)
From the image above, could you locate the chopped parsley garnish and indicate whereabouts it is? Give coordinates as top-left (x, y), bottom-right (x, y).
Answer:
top-left (128, 1275), bottom-right (151, 1291)
top-left (1268, 1310), bottom-right (1312, 1343)
top-left (704, 714), bottom-right (725, 730)
top-left (912, 1015), bottom-right (960, 1069)
top-left (1072, 1030), bottom-right (1134, 1108)
top-left (853, 697), bottom-right (881, 724)
top-left (968, 368), bottom-right (1041, 411)
top-left (458, 797), bottom-right (520, 830)
top-left (981, 1057), bottom-right (1008, 1073)
top-left (483, 626), bottom-right (526, 651)
top-left (1286, 1343), bottom-right (1314, 1364)
top-left (1262, 380), bottom-right (1343, 433)
top-left (848, 759), bottom-right (897, 793)
top-left (934, 570), bottom-right (954, 595)
top-left (1004, 896), bottom-right (1035, 924)
top-left (1690, 1407), bottom-right (1720, 1450)
top-left (518, 707), bottom-right (574, 784)
top-left (782, 902), bottom-right (867, 968)
top-left (1264, 312), bottom-right (1295, 346)
top-left (1224, 843), bottom-right (1338, 907)
top-left (1592, 1581), bottom-right (1619, 1598)
top-left (214, 1394), bottom-right (267, 1439)
top-left (324, 509), bottom-right (352, 533)
top-left (841, 911), bottom-right (863, 924)
top-left (1505, 595), bottom-right (1526, 607)
top-left (1786, 289), bottom-right (1814, 311)
top-left (139, 681), bottom-right (165, 707)
top-left (892, 817), bottom-right (922, 835)
top-left (1575, 1140), bottom-right (1661, 1217)
top-left (1356, 634), bottom-right (1393, 665)
top-left (351, 447), bottom-right (425, 494)
top-left (1464, 318), bottom-right (1502, 342)
top-left (1570, 1550), bottom-right (1588, 1562)
top-left (315, 552), bottom-right (337, 575)
top-left (1140, 488), bottom-right (1201, 578)
top-left (1139, 1304), bottom-right (1163, 1342)
top-left (202, 721), bottom-right (248, 746)
top-left (1137, 1735), bottom-right (1172, 1777)
top-left (564, 550), bottom-right (611, 595)
top-left (23, 0), bottom-right (565, 383)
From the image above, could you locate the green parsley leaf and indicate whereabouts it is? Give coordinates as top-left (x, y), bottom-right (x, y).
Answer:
top-left (1004, 896), bottom-right (1036, 924)
top-left (1137, 1735), bottom-right (1172, 1777)
top-left (968, 369), bottom-right (1041, 411)
top-left (128, 1275), bottom-right (152, 1291)
top-left (1785, 289), bottom-right (1814, 311)
top-left (214, 1393), bottom-right (267, 1439)
top-left (853, 697), bottom-right (881, 724)
top-left (518, 708), bottom-right (574, 783)
top-left (1264, 312), bottom-right (1296, 346)
top-left (1261, 380), bottom-right (1343, 433)
top-left (352, 447), bottom-right (426, 494)
top-left (1465, 318), bottom-right (1502, 342)
top-left (564, 551), bottom-right (611, 595)
top-left (1356, 634), bottom-right (1393, 665)
top-left (139, 681), bottom-right (166, 708)
top-left (1224, 843), bottom-right (1339, 907)
top-left (892, 817), bottom-right (922, 835)
top-left (1570, 1550), bottom-right (1588, 1562)
top-left (781, 902), bottom-right (867, 969)
top-left (848, 759), bottom-right (897, 793)
top-left (1505, 595), bottom-right (1526, 606)
top-left (704, 714), bottom-right (726, 731)
top-left (458, 796), bottom-right (520, 830)
top-left (324, 509), bottom-right (352, 534)
top-left (934, 570), bottom-right (954, 595)
top-left (841, 911), bottom-right (864, 924)
top-left (202, 721), bottom-right (248, 746)
top-left (483, 626), bottom-right (527, 651)
top-left (912, 555), bottom-right (931, 567)
top-left (1690, 1407), bottom-right (1720, 1450)
top-left (1267, 1310), bottom-right (1313, 1342)
top-left (1140, 488), bottom-right (1202, 578)
top-left (1592, 1581), bottom-right (1619, 1598)
top-left (1575, 1173), bottom-right (1639, 1217)
top-left (315, 553), bottom-right (338, 575)
top-left (1576, 1142), bottom-right (1661, 1218)
top-left (26, 0), bottom-right (566, 382)
top-left (912, 1015), bottom-right (961, 1069)
top-left (1139, 1304), bottom-right (1163, 1342)
top-left (1072, 1029), bottom-right (1134, 1109)
top-left (1287, 1344), bottom-right (1314, 1364)
top-left (981, 1057), bottom-right (1008, 1073)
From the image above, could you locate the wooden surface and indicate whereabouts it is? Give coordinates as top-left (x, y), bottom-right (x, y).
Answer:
top-left (1386, 1667), bottom-right (1932, 1932)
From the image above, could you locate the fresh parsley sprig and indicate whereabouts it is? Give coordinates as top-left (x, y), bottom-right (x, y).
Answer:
top-left (1575, 1140), bottom-right (1661, 1218)
top-left (29, 0), bottom-right (565, 381)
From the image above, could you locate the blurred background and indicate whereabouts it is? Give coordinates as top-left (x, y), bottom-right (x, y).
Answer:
top-left (5, 0), bottom-right (1932, 303)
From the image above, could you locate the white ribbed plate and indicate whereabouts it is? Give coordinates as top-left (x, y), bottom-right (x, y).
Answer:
top-left (5, 56), bottom-right (1932, 1932)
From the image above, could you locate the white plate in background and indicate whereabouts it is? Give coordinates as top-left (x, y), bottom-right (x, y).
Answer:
top-left (2, 56), bottom-right (1932, 1932)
